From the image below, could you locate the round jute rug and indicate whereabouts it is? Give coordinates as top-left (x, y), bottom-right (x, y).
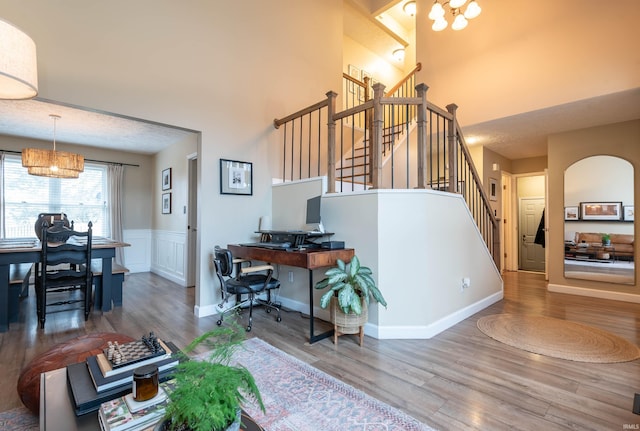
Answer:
top-left (477, 314), bottom-right (640, 363)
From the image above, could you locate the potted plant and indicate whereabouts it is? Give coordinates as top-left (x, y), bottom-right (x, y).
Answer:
top-left (156, 323), bottom-right (265, 431)
top-left (315, 255), bottom-right (387, 345)
top-left (602, 233), bottom-right (611, 246)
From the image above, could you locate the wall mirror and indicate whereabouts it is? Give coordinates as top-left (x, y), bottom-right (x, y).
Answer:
top-left (564, 155), bottom-right (635, 284)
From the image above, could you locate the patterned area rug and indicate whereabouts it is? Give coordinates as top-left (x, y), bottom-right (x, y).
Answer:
top-left (0, 338), bottom-right (435, 431)
top-left (477, 314), bottom-right (640, 363)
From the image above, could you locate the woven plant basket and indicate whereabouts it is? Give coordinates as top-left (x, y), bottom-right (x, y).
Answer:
top-left (330, 295), bottom-right (368, 334)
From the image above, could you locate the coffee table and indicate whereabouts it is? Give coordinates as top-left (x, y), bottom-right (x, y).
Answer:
top-left (40, 367), bottom-right (263, 430)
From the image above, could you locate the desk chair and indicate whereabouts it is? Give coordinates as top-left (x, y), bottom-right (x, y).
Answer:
top-left (35, 221), bottom-right (93, 329)
top-left (213, 247), bottom-right (281, 332)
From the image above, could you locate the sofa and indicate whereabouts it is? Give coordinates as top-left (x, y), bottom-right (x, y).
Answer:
top-left (572, 232), bottom-right (634, 261)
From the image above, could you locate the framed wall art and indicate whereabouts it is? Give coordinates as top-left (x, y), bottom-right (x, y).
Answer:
top-left (489, 178), bottom-right (498, 201)
top-left (220, 159), bottom-right (253, 195)
top-left (162, 168), bottom-right (172, 191)
top-left (580, 202), bottom-right (622, 220)
top-left (623, 205), bottom-right (634, 221)
top-left (564, 206), bottom-right (579, 221)
top-left (162, 193), bottom-right (171, 214)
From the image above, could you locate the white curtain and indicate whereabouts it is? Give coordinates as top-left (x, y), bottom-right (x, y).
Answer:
top-left (108, 164), bottom-right (125, 266)
top-left (0, 153), bottom-right (4, 238)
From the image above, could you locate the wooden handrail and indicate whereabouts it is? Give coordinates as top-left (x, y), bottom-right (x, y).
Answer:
top-left (273, 98), bottom-right (329, 129)
top-left (385, 62), bottom-right (422, 96)
top-left (342, 73), bottom-right (367, 89)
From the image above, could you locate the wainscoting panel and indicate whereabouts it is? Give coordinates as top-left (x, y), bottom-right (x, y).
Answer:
top-left (123, 229), bottom-right (151, 273)
top-left (151, 230), bottom-right (187, 286)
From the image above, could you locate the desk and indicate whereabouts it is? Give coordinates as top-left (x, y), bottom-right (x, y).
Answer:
top-left (0, 237), bottom-right (130, 332)
top-left (229, 244), bottom-right (355, 344)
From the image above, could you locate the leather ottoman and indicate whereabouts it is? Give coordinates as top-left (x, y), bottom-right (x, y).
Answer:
top-left (17, 332), bottom-right (135, 414)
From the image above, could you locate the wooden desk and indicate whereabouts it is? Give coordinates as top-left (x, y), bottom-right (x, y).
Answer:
top-left (229, 245), bottom-right (355, 344)
top-left (0, 237), bottom-right (130, 332)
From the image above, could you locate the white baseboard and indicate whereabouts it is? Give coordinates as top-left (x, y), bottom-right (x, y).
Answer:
top-left (548, 283), bottom-right (640, 304)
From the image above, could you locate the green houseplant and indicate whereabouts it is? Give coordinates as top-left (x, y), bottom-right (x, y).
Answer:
top-left (315, 256), bottom-right (387, 345)
top-left (158, 323), bottom-right (265, 431)
top-left (602, 233), bottom-right (611, 246)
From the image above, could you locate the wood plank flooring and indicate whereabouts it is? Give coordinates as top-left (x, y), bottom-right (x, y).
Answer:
top-left (1, 271), bottom-right (639, 430)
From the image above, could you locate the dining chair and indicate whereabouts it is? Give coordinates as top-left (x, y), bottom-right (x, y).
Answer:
top-left (35, 221), bottom-right (93, 329)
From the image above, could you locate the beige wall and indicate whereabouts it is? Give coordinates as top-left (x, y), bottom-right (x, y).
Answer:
top-left (548, 120), bottom-right (639, 297)
top-left (415, 0), bottom-right (640, 128)
top-left (0, 0), bottom-right (344, 311)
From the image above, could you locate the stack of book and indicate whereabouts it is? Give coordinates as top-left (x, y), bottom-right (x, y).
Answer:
top-left (98, 380), bottom-right (175, 431)
top-left (67, 336), bottom-right (181, 416)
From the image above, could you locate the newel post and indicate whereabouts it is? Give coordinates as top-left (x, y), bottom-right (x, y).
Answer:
top-left (415, 83), bottom-right (429, 189)
top-left (446, 103), bottom-right (459, 193)
top-left (326, 91), bottom-right (337, 193)
top-left (371, 82), bottom-right (385, 189)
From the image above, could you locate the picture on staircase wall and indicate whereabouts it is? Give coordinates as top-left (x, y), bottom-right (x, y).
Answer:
top-left (220, 158), bottom-right (253, 195)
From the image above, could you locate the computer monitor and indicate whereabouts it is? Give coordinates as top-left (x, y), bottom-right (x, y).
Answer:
top-left (305, 195), bottom-right (324, 232)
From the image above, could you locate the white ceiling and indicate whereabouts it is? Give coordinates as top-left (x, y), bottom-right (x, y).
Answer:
top-left (0, 98), bottom-right (197, 155)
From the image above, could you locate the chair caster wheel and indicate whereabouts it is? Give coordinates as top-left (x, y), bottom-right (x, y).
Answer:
top-left (276, 316), bottom-right (282, 322)
top-left (217, 320), bottom-right (222, 326)
top-left (246, 325), bottom-right (252, 332)
top-left (266, 308), bottom-right (271, 313)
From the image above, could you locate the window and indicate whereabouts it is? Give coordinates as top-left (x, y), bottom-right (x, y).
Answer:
top-left (2, 155), bottom-right (109, 238)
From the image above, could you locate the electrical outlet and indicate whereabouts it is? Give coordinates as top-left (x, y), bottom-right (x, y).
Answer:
top-left (288, 271), bottom-right (294, 283)
top-left (461, 277), bottom-right (470, 291)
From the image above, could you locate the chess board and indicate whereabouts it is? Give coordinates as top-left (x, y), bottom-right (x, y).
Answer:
top-left (103, 339), bottom-right (167, 370)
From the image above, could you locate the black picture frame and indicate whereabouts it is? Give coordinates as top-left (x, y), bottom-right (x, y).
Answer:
top-left (162, 192), bottom-right (171, 214)
top-left (220, 159), bottom-right (253, 195)
top-left (162, 168), bottom-right (172, 191)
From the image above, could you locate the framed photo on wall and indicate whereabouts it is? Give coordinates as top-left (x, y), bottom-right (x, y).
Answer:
top-left (220, 159), bottom-right (253, 195)
top-left (162, 193), bottom-right (171, 214)
top-left (580, 202), bottom-right (622, 220)
top-left (489, 178), bottom-right (498, 201)
top-left (162, 168), bottom-right (172, 191)
top-left (564, 206), bottom-right (579, 221)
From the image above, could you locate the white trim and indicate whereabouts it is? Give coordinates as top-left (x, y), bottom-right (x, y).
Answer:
top-left (548, 283), bottom-right (640, 304)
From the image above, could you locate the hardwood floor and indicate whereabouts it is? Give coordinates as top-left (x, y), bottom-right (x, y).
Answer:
top-left (1, 271), bottom-right (639, 430)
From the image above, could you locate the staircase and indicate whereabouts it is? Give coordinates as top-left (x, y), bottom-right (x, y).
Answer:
top-left (273, 66), bottom-right (500, 266)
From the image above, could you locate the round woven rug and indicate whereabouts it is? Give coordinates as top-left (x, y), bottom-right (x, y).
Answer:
top-left (477, 314), bottom-right (640, 363)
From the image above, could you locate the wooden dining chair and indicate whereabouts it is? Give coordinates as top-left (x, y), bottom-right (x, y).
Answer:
top-left (35, 221), bottom-right (93, 329)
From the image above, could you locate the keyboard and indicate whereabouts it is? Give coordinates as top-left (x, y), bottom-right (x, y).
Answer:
top-left (240, 242), bottom-right (291, 250)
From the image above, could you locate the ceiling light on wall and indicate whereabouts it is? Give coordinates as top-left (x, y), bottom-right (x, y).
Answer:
top-left (393, 48), bottom-right (405, 62)
top-left (403, 1), bottom-right (416, 17)
top-left (22, 115), bottom-right (85, 178)
top-left (428, 0), bottom-right (482, 31)
top-left (0, 18), bottom-right (38, 99)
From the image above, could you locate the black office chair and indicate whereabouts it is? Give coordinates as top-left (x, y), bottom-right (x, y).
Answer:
top-left (213, 247), bottom-right (281, 332)
top-left (35, 221), bottom-right (93, 329)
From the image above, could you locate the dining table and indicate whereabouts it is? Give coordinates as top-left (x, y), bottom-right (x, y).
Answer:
top-left (0, 237), bottom-right (130, 332)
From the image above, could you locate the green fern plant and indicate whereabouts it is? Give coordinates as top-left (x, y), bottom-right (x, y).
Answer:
top-left (315, 255), bottom-right (387, 315)
top-left (163, 323), bottom-right (265, 431)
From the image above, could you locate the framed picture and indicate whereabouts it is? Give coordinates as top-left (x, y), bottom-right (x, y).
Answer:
top-left (580, 202), bottom-right (622, 220)
top-left (564, 206), bottom-right (579, 221)
top-left (623, 205), bottom-right (634, 221)
top-left (220, 159), bottom-right (253, 195)
top-left (162, 168), bottom-right (172, 191)
top-left (489, 178), bottom-right (498, 201)
top-left (162, 192), bottom-right (171, 214)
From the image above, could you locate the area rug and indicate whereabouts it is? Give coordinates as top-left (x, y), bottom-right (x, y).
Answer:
top-left (228, 337), bottom-right (435, 431)
top-left (477, 314), bottom-right (640, 363)
top-left (0, 338), bottom-right (435, 431)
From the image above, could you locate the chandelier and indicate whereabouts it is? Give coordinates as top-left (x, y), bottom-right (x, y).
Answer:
top-left (22, 115), bottom-right (85, 178)
top-left (0, 18), bottom-right (38, 99)
top-left (428, 0), bottom-right (482, 31)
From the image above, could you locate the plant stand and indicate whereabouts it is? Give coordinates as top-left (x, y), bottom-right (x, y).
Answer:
top-left (330, 296), bottom-right (367, 346)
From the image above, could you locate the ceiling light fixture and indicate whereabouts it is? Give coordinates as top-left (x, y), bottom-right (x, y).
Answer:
top-left (22, 115), bottom-right (85, 179)
top-left (403, 1), bottom-right (416, 17)
top-left (428, 0), bottom-right (481, 32)
top-left (0, 18), bottom-right (38, 99)
top-left (393, 48), bottom-right (405, 62)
